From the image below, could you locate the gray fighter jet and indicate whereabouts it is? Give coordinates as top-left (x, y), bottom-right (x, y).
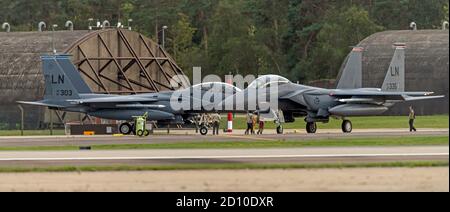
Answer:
top-left (18, 55), bottom-right (241, 135)
top-left (220, 44), bottom-right (445, 134)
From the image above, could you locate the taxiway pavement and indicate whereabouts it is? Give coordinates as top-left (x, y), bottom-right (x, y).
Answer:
top-left (0, 146), bottom-right (447, 167)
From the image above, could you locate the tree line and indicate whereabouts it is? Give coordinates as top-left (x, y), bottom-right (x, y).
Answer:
top-left (1, 0), bottom-right (448, 83)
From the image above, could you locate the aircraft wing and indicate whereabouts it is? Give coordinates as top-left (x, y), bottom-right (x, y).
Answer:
top-left (69, 96), bottom-right (158, 105)
top-left (329, 91), bottom-right (436, 97)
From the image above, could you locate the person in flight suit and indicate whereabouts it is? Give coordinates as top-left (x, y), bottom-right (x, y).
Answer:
top-left (409, 106), bottom-right (417, 132)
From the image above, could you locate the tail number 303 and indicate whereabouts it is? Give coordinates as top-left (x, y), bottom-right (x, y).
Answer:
top-left (56, 90), bottom-right (73, 96)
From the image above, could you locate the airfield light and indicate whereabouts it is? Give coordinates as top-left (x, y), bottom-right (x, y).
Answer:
top-left (88, 18), bottom-right (94, 30)
top-left (52, 24), bottom-right (58, 54)
top-left (162, 26), bottom-right (168, 49)
top-left (128, 19), bottom-right (133, 30)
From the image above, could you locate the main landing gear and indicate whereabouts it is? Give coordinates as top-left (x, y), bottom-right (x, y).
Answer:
top-left (305, 120), bottom-right (353, 134)
top-left (119, 122), bottom-right (134, 135)
top-left (341, 120), bottom-right (353, 133)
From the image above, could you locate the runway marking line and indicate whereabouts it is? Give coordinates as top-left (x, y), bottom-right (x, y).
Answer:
top-left (0, 153), bottom-right (447, 161)
top-left (217, 135), bottom-right (278, 142)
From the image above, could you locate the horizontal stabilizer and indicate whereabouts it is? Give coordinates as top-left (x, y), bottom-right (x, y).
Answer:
top-left (403, 95), bottom-right (445, 102)
top-left (17, 101), bottom-right (64, 108)
top-left (330, 91), bottom-right (435, 97)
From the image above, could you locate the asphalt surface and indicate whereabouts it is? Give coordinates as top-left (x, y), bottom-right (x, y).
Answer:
top-left (1, 168), bottom-right (448, 192)
top-left (0, 129), bottom-right (448, 147)
top-left (0, 146), bottom-right (447, 167)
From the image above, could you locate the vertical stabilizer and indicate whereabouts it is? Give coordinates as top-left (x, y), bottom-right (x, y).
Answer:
top-left (337, 47), bottom-right (363, 89)
top-left (42, 55), bottom-right (81, 100)
top-left (381, 44), bottom-right (406, 92)
top-left (55, 55), bottom-right (92, 94)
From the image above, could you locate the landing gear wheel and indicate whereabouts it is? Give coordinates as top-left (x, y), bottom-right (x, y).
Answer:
top-left (119, 123), bottom-right (133, 135)
top-left (342, 120), bottom-right (353, 133)
top-left (200, 126), bottom-right (209, 136)
top-left (276, 125), bottom-right (284, 134)
top-left (306, 122), bottom-right (317, 134)
top-left (136, 129), bottom-right (144, 137)
top-left (144, 130), bottom-right (150, 137)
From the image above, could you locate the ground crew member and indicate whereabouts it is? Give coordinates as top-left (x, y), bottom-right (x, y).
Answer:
top-left (245, 112), bottom-right (253, 135)
top-left (212, 113), bottom-right (221, 135)
top-left (257, 115), bottom-right (265, 135)
top-left (252, 112), bottom-right (258, 135)
top-left (409, 106), bottom-right (417, 132)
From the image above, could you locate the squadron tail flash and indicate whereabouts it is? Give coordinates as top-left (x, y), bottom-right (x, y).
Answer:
top-left (55, 55), bottom-right (92, 94)
top-left (42, 55), bottom-right (80, 100)
top-left (381, 44), bottom-right (406, 92)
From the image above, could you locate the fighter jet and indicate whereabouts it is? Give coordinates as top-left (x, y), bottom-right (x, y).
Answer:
top-left (220, 44), bottom-right (445, 134)
top-left (18, 55), bottom-right (241, 135)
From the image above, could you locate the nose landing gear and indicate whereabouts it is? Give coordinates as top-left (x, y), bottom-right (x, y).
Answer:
top-left (306, 122), bottom-right (317, 134)
top-left (276, 125), bottom-right (284, 134)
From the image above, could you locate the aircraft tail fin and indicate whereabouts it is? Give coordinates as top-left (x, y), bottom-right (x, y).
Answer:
top-left (381, 44), bottom-right (406, 92)
top-left (42, 55), bottom-right (90, 100)
top-left (336, 47), bottom-right (363, 89)
top-left (54, 55), bottom-right (92, 94)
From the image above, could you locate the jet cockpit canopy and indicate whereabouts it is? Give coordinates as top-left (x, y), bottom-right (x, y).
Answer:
top-left (192, 82), bottom-right (242, 94)
top-left (248, 75), bottom-right (291, 89)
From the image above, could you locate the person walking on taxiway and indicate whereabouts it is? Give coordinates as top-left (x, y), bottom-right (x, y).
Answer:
top-left (409, 106), bottom-right (417, 132)
top-left (245, 112), bottom-right (253, 135)
top-left (252, 112), bottom-right (258, 135)
top-left (211, 113), bottom-right (221, 135)
top-left (257, 113), bottom-right (265, 135)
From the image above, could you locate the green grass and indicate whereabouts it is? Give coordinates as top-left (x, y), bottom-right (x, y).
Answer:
top-left (222, 115), bottom-right (449, 130)
top-left (0, 161), bottom-right (447, 173)
top-left (0, 136), bottom-right (447, 151)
